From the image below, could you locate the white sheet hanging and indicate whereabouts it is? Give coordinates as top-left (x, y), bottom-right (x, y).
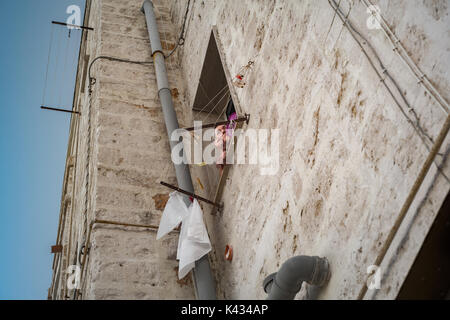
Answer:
top-left (177, 199), bottom-right (211, 279)
top-left (156, 192), bottom-right (212, 279)
top-left (156, 192), bottom-right (190, 240)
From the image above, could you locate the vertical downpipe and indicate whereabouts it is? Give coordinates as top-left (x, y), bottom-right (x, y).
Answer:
top-left (141, 0), bottom-right (217, 300)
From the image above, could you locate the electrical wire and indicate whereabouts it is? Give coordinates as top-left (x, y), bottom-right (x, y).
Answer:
top-left (52, 27), bottom-right (62, 106)
top-left (326, 3), bottom-right (450, 301)
top-left (165, 0), bottom-right (191, 59)
top-left (162, 19), bottom-right (174, 73)
top-left (361, 0), bottom-right (449, 115)
top-left (328, 0), bottom-right (449, 183)
top-left (335, 1), bottom-right (353, 48)
top-left (87, 56), bottom-right (153, 91)
top-left (42, 24), bottom-right (55, 105)
top-left (323, 0), bottom-right (341, 46)
top-left (329, 0), bottom-right (435, 150)
top-left (59, 30), bottom-right (71, 107)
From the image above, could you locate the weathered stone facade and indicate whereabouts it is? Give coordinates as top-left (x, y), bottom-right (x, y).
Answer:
top-left (50, 0), bottom-right (449, 300)
top-left (49, 0), bottom-right (195, 300)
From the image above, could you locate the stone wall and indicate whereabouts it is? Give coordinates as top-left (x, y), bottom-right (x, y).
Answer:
top-left (168, 0), bottom-right (450, 299)
top-left (50, 0), bottom-right (450, 300)
top-left (50, 0), bottom-right (196, 300)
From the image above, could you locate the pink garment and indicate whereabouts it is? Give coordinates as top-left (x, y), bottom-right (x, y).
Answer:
top-left (215, 112), bottom-right (237, 170)
top-left (226, 112), bottom-right (237, 137)
top-left (215, 125), bottom-right (228, 167)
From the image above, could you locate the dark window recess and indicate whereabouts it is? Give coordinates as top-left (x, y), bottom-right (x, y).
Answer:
top-left (187, 28), bottom-right (240, 212)
top-left (225, 99), bottom-right (236, 119)
top-left (192, 31), bottom-right (231, 118)
top-left (397, 191), bottom-right (450, 300)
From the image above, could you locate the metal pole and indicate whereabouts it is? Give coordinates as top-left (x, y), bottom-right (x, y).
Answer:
top-left (141, 0), bottom-right (217, 300)
top-left (358, 114), bottom-right (450, 300)
top-left (41, 106), bottom-right (80, 114)
top-left (182, 114), bottom-right (249, 132)
top-left (52, 21), bottom-right (94, 31)
top-left (160, 181), bottom-right (224, 208)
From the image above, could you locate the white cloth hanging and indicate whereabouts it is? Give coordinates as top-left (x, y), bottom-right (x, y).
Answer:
top-left (177, 199), bottom-right (211, 279)
top-left (156, 192), bottom-right (190, 240)
top-left (156, 192), bottom-right (211, 279)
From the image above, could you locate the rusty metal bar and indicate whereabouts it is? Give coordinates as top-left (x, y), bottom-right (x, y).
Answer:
top-left (357, 113), bottom-right (450, 300)
top-left (93, 219), bottom-right (161, 230)
top-left (41, 106), bottom-right (80, 115)
top-left (52, 20), bottom-right (94, 31)
top-left (182, 114), bottom-right (250, 132)
top-left (51, 245), bottom-right (63, 253)
top-left (160, 181), bottom-right (224, 208)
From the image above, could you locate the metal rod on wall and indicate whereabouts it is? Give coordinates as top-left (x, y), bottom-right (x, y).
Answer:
top-left (182, 114), bottom-right (250, 132)
top-left (41, 106), bottom-right (80, 115)
top-left (52, 20), bottom-right (94, 31)
top-left (74, 218), bottom-right (179, 299)
top-left (160, 181), bottom-right (224, 209)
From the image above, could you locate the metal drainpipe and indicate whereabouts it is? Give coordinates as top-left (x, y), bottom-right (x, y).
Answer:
top-left (263, 256), bottom-right (331, 300)
top-left (141, 0), bottom-right (217, 300)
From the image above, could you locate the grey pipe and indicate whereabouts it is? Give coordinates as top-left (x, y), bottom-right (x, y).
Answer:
top-left (141, 0), bottom-right (216, 300)
top-left (263, 256), bottom-right (331, 300)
